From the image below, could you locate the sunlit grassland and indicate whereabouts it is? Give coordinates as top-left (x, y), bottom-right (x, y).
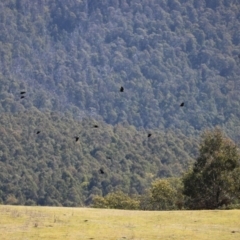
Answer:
top-left (0, 205), bottom-right (240, 240)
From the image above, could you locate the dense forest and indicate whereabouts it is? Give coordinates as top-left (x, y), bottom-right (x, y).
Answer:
top-left (0, 0), bottom-right (240, 206)
top-left (0, 109), bottom-right (198, 206)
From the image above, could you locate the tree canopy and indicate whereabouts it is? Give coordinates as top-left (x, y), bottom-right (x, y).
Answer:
top-left (0, 109), bottom-right (197, 206)
top-left (0, 0), bottom-right (240, 140)
top-left (183, 128), bottom-right (240, 209)
top-left (0, 0), bottom-right (240, 208)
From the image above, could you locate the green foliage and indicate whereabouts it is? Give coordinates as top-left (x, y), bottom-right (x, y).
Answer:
top-left (137, 177), bottom-right (184, 211)
top-left (0, 1), bottom-right (240, 141)
top-left (0, 109), bottom-right (197, 206)
top-left (183, 128), bottom-right (240, 209)
top-left (92, 191), bottom-right (140, 210)
top-left (92, 195), bottom-right (108, 209)
top-left (150, 179), bottom-right (177, 210)
top-left (0, 0), bottom-right (240, 209)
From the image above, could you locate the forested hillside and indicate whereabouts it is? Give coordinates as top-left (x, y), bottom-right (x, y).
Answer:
top-left (1, 0), bottom-right (240, 138)
top-left (0, 0), bottom-right (240, 206)
top-left (0, 110), bottom-right (198, 206)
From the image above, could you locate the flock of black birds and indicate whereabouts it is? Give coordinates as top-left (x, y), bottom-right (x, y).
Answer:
top-left (20, 91), bottom-right (26, 99)
top-left (19, 85), bottom-right (185, 175)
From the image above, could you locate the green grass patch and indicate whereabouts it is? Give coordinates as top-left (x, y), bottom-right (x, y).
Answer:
top-left (0, 205), bottom-right (240, 239)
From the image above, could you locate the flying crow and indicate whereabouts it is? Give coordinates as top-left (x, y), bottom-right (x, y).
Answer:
top-left (99, 168), bottom-right (104, 174)
top-left (180, 102), bottom-right (184, 107)
top-left (93, 125), bottom-right (98, 128)
top-left (36, 131), bottom-right (41, 134)
top-left (148, 133), bottom-right (152, 138)
top-left (120, 86), bottom-right (124, 92)
top-left (20, 91), bottom-right (26, 94)
top-left (75, 136), bottom-right (79, 142)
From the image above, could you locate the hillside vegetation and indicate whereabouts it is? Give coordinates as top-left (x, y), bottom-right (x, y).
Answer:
top-left (1, 1), bottom-right (240, 206)
top-left (0, 0), bottom-right (240, 138)
top-left (0, 109), bottom-right (198, 206)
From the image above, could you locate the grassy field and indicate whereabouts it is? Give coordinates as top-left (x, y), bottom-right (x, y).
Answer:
top-left (0, 205), bottom-right (240, 240)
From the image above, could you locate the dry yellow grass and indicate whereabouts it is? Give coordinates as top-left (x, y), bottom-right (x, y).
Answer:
top-left (0, 205), bottom-right (240, 240)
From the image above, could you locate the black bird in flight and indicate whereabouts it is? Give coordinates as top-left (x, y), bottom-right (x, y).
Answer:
top-left (106, 156), bottom-right (112, 160)
top-left (180, 102), bottom-right (184, 107)
top-left (120, 86), bottom-right (124, 92)
top-left (36, 131), bottom-right (41, 134)
top-left (148, 133), bottom-right (152, 138)
top-left (99, 168), bottom-right (105, 174)
top-left (93, 125), bottom-right (98, 128)
top-left (20, 91), bottom-right (26, 94)
top-left (75, 136), bottom-right (79, 142)
top-left (20, 96), bottom-right (25, 99)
